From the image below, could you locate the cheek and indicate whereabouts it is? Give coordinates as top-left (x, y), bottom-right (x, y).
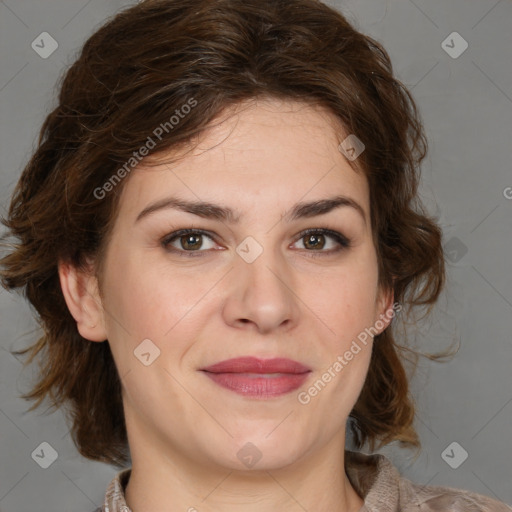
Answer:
top-left (308, 260), bottom-right (378, 403)
top-left (307, 254), bottom-right (379, 339)
top-left (102, 247), bottom-right (205, 335)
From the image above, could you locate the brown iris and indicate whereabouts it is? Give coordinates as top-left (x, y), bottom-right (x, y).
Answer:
top-left (180, 234), bottom-right (203, 250)
top-left (303, 233), bottom-right (326, 250)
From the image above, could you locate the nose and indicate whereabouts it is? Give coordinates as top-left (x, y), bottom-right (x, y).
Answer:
top-left (222, 243), bottom-right (300, 335)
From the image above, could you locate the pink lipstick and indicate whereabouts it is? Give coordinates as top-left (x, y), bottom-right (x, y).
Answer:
top-left (200, 357), bottom-right (311, 398)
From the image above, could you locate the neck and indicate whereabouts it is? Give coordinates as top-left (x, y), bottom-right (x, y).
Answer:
top-left (124, 428), bottom-right (364, 512)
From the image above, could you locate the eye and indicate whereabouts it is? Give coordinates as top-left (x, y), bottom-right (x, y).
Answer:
top-left (292, 228), bottom-right (351, 255)
top-left (161, 229), bottom-right (217, 256)
top-left (161, 227), bottom-right (351, 257)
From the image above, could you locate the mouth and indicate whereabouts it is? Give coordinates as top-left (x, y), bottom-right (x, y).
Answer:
top-left (199, 357), bottom-right (311, 399)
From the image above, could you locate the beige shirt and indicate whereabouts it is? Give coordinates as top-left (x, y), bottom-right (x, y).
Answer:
top-left (96, 450), bottom-right (512, 511)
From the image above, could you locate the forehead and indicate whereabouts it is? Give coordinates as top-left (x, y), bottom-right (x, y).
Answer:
top-left (117, 98), bottom-right (369, 222)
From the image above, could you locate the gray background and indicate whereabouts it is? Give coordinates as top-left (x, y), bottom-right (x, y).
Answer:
top-left (0, 0), bottom-right (511, 510)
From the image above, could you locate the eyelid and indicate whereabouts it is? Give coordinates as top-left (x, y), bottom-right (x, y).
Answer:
top-left (160, 227), bottom-right (351, 256)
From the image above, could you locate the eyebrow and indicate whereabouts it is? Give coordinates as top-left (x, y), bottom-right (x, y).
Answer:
top-left (135, 194), bottom-right (366, 225)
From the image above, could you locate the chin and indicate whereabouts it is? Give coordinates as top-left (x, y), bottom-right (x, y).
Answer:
top-left (223, 433), bottom-right (308, 472)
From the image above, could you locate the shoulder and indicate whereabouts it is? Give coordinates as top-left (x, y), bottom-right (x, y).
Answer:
top-left (345, 450), bottom-right (511, 512)
top-left (401, 477), bottom-right (512, 511)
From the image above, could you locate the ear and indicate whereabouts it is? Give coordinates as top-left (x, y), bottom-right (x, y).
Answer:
top-left (58, 259), bottom-right (107, 342)
top-left (373, 286), bottom-right (396, 336)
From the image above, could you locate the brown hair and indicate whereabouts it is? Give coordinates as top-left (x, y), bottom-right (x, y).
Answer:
top-left (0, 0), bottom-right (456, 468)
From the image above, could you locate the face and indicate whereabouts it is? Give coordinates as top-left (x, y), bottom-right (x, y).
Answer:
top-left (76, 98), bottom-right (393, 472)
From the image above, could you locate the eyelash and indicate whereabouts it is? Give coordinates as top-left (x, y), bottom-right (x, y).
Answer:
top-left (160, 228), bottom-right (351, 258)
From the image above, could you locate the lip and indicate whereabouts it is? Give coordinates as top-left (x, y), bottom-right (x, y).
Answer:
top-left (201, 356), bottom-right (311, 374)
top-left (200, 357), bottom-right (311, 399)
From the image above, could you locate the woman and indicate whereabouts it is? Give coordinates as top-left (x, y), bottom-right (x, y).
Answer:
top-left (1, 0), bottom-right (510, 511)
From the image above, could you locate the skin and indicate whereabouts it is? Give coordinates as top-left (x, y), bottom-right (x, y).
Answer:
top-left (59, 98), bottom-right (394, 512)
